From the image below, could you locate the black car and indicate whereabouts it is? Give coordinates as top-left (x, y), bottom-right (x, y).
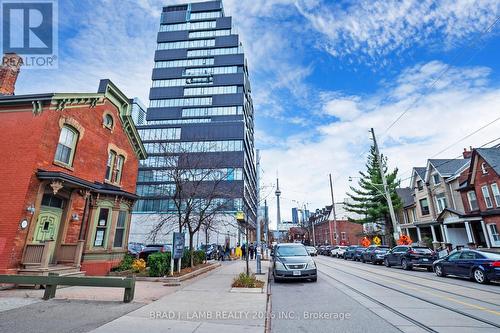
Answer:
top-left (139, 244), bottom-right (172, 262)
top-left (273, 243), bottom-right (317, 282)
top-left (384, 245), bottom-right (436, 271)
top-left (353, 247), bottom-right (367, 261)
top-left (127, 242), bottom-right (144, 257)
top-left (199, 244), bottom-right (217, 260)
top-left (361, 245), bottom-right (390, 264)
top-left (344, 245), bottom-right (361, 260)
top-left (433, 250), bottom-right (500, 284)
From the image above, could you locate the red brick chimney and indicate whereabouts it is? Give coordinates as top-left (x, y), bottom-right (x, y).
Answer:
top-left (463, 146), bottom-right (473, 159)
top-left (0, 53), bottom-right (23, 96)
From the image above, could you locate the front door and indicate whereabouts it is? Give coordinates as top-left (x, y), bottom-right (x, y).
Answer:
top-left (34, 207), bottom-right (63, 243)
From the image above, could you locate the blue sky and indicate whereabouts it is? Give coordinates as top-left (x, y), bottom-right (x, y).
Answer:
top-left (13, 0), bottom-right (500, 225)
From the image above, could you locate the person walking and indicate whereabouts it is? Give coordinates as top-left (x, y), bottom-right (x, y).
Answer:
top-left (241, 243), bottom-right (247, 260)
top-left (235, 243), bottom-right (242, 258)
top-left (249, 243), bottom-right (255, 260)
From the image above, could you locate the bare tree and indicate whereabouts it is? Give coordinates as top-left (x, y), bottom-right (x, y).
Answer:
top-left (143, 140), bottom-right (241, 268)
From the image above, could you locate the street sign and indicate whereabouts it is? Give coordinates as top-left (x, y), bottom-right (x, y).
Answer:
top-left (173, 232), bottom-right (185, 259)
top-left (236, 211), bottom-right (245, 222)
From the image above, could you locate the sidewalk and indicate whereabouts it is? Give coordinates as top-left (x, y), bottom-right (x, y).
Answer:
top-left (91, 259), bottom-right (269, 333)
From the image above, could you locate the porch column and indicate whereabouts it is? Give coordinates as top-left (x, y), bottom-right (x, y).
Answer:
top-left (416, 227), bottom-right (422, 241)
top-left (440, 225), bottom-right (447, 243)
top-left (464, 222), bottom-right (474, 243)
top-left (443, 225), bottom-right (450, 244)
top-left (430, 225), bottom-right (437, 242)
top-left (481, 220), bottom-right (491, 248)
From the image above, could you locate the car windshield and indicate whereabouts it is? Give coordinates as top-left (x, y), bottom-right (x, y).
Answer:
top-left (412, 247), bottom-right (432, 254)
top-left (277, 246), bottom-right (309, 256)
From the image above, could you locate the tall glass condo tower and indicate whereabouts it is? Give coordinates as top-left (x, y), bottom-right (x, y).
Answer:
top-left (131, 0), bottom-right (257, 244)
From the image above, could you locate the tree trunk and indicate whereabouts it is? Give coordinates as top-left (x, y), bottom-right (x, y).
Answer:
top-left (189, 232), bottom-right (195, 268)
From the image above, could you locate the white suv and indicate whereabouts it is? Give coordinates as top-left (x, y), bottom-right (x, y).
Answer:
top-left (331, 246), bottom-right (348, 258)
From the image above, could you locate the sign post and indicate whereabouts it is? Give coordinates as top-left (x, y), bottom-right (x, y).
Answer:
top-left (173, 232), bottom-right (185, 275)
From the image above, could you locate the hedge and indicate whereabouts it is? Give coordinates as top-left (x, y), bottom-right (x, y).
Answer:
top-left (148, 252), bottom-right (171, 277)
top-left (181, 249), bottom-right (206, 268)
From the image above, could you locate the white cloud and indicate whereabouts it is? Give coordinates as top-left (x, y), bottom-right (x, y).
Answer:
top-left (262, 61), bottom-right (500, 227)
top-left (296, 0), bottom-right (500, 64)
top-left (321, 96), bottom-right (361, 121)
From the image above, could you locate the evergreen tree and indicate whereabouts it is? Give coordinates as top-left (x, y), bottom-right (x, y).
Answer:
top-left (344, 145), bottom-right (402, 244)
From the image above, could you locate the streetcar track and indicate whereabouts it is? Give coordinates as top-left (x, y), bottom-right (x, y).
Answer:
top-left (317, 261), bottom-right (500, 329)
top-left (323, 256), bottom-right (500, 295)
top-left (317, 271), bottom-right (438, 333)
top-left (317, 258), bottom-right (500, 307)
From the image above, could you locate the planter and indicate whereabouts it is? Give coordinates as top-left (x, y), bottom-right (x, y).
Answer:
top-left (230, 287), bottom-right (264, 293)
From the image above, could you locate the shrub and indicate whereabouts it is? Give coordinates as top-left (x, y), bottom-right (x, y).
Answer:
top-left (113, 253), bottom-right (134, 272)
top-left (131, 259), bottom-right (146, 273)
top-left (181, 249), bottom-right (206, 268)
top-left (232, 272), bottom-right (265, 288)
top-left (148, 252), bottom-right (171, 277)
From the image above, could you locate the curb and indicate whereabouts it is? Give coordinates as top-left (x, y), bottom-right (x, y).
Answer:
top-left (264, 263), bottom-right (272, 333)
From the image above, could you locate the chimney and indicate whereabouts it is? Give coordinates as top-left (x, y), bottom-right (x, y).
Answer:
top-left (463, 147), bottom-right (473, 159)
top-left (0, 53), bottom-right (23, 96)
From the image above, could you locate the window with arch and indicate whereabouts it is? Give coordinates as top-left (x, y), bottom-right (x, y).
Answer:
top-left (103, 113), bottom-right (114, 129)
top-left (105, 150), bottom-right (116, 181)
top-left (55, 126), bottom-right (79, 166)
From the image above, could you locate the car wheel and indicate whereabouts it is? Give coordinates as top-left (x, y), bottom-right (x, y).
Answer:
top-left (473, 268), bottom-right (488, 284)
top-left (344, 255), bottom-right (347, 260)
top-left (311, 277), bottom-right (317, 282)
top-left (371, 257), bottom-right (377, 265)
top-left (361, 257), bottom-right (366, 263)
top-left (434, 264), bottom-right (445, 277)
top-left (401, 259), bottom-right (411, 270)
top-left (384, 258), bottom-right (391, 267)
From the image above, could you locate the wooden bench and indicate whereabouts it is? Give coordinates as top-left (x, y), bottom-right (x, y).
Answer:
top-left (0, 274), bottom-right (135, 303)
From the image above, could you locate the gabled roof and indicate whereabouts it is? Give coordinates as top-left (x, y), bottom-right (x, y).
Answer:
top-left (428, 159), bottom-right (470, 178)
top-left (414, 167), bottom-right (426, 180)
top-left (396, 187), bottom-right (414, 208)
top-left (0, 79), bottom-right (147, 160)
top-left (476, 148), bottom-right (500, 176)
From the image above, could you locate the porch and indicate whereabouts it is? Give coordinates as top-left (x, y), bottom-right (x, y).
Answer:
top-left (19, 241), bottom-right (85, 276)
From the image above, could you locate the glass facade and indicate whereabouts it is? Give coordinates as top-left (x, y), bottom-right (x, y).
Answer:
top-left (134, 0), bottom-right (257, 227)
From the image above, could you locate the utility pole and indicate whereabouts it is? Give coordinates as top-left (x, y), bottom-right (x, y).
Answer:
top-left (275, 177), bottom-right (281, 241)
top-left (255, 150), bottom-right (262, 274)
top-left (264, 199), bottom-right (269, 258)
top-left (370, 128), bottom-right (399, 243)
top-left (305, 203), bottom-right (315, 246)
top-left (329, 173), bottom-right (338, 245)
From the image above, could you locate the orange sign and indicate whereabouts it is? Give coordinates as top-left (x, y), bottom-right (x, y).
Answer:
top-left (361, 237), bottom-right (371, 247)
top-left (397, 234), bottom-right (412, 245)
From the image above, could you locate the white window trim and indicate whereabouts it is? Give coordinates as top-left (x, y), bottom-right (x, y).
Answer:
top-left (482, 185), bottom-right (493, 209)
top-left (491, 183), bottom-right (500, 207)
top-left (487, 223), bottom-right (500, 247)
top-left (467, 191), bottom-right (478, 211)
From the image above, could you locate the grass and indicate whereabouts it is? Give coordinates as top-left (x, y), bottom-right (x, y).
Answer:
top-left (231, 272), bottom-right (265, 288)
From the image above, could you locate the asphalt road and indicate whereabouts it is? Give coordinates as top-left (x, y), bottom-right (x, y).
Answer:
top-left (0, 299), bottom-right (142, 333)
top-left (270, 255), bottom-right (500, 333)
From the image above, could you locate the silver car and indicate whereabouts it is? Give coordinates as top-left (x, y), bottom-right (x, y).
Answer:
top-left (273, 243), bottom-right (317, 282)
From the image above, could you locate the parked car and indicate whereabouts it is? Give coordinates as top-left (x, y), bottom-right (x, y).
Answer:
top-left (353, 247), bottom-right (368, 261)
top-left (384, 245), bottom-right (436, 271)
top-left (361, 245), bottom-right (391, 264)
top-left (306, 246), bottom-right (318, 256)
top-left (433, 249), bottom-right (500, 284)
top-left (336, 246), bottom-right (349, 258)
top-left (127, 242), bottom-right (144, 257)
top-left (139, 244), bottom-right (172, 262)
top-left (330, 246), bottom-right (348, 258)
top-left (199, 244), bottom-right (217, 260)
top-left (344, 245), bottom-right (361, 260)
top-left (273, 243), bottom-right (317, 282)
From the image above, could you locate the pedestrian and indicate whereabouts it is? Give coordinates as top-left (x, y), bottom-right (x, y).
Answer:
top-left (235, 243), bottom-right (242, 258)
top-left (249, 243), bottom-right (255, 260)
top-left (241, 243), bottom-right (247, 260)
top-left (224, 243), bottom-right (230, 261)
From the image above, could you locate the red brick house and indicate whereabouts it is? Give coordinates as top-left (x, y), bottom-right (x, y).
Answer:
top-left (458, 148), bottom-right (500, 249)
top-left (0, 68), bottom-right (147, 275)
top-left (308, 206), bottom-right (363, 246)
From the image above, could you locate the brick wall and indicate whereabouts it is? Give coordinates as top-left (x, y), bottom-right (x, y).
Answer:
top-left (0, 98), bottom-right (140, 273)
top-left (313, 220), bottom-right (363, 246)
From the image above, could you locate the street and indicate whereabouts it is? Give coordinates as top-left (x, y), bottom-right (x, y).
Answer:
top-left (271, 255), bottom-right (500, 333)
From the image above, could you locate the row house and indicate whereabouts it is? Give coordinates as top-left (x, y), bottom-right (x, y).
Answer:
top-left (0, 55), bottom-right (147, 275)
top-left (399, 148), bottom-right (500, 250)
top-left (308, 205), bottom-right (363, 246)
